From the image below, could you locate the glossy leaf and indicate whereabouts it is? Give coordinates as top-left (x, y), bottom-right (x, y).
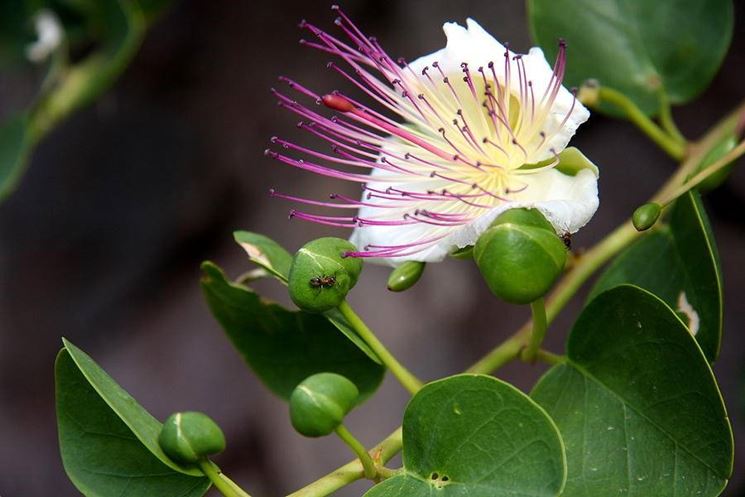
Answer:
top-left (528, 0), bottom-right (734, 115)
top-left (591, 191), bottom-right (722, 361)
top-left (0, 114), bottom-right (32, 200)
top-left (200, 261), bottom-right (384, 400)
top-left (531, 285), bottom-right (733, 497)
top-left (232, 232), bottom-right (380, 362)
top-left (365, 374), bottom-right (566, 497)
top-left (56, 339), bottom-right (210, 497)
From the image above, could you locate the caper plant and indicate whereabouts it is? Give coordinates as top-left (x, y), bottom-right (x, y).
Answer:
top-left (54, 2), bottom-right (742, 497)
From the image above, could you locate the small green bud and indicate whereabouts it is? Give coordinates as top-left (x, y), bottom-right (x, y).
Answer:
top-left (474, 209), bottom-right (567, 305)
top-left (289, 372), bottom-right (359, 437)
top-left (288, 237), bottom-right (363, 313)
top-left (387, 261), bottom-right (426, 292)
top-left (158, 412), bottom-right (226, 464)
top-left (632, 202), bottom-right (662, 231)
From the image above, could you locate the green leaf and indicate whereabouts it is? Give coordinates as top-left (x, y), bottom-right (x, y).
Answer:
top-left (528, 0), bottom-right (734, 115)
top-left (0, 114), bottom-right (32, 200)
top-left (200, 261), bottom-right (384, 400)
top-left (531, 285), bottom-right (733, 497)
top-left (365, 374), bottom-right (566, 497)
top-left (234, 230), bottom-right (293, 282)
top-left (590, 191), bottom-right (722, 361)
top-left (56, 339), bottom-right (210, 497)
top-left (232, 232), bottom-right (381, 363)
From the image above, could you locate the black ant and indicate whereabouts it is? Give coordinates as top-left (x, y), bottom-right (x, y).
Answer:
top-left (309, 275), bottom-right (336, 289)
top-left (560, 232), bottom-right (572, 249)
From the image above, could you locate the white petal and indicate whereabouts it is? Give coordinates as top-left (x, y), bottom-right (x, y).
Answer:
top-left (406, 19), bottom-right (589, 162)
top-left (350, 168), bottom-right (599, 266)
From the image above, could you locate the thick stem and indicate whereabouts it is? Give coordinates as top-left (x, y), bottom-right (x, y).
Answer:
top-left (286, 428), bottom-right (402, 497)
top-left (590, 86), bottom-right (686, 160)
top-left (521, 298), bottom-right (548, 362)
top-left (198, 460), bottom-right (252, 497)
top-left (334, 424), bottom-right (377, 480)
top-left (338, 301), bottom-right (423, 394)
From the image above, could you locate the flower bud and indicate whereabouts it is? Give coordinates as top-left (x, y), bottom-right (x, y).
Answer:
top-left (288, 237), bottom-right (363, 313)
top-left (474, 209), bottom-right (567, 304)
top-left (387, 261), bottom-right (426, 292)
top-left (158, 412), bottom-right (226, 464)
top-left (289, 372), bottom-right (359, 437)
top-left (632, 202), bottom-right (662, 231)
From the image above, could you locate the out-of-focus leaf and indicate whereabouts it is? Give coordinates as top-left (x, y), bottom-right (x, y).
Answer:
top-left (528, 0), bottom-right (734, 116)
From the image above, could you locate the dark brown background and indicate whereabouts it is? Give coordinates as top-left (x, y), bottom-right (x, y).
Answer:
top-left (0, 1), bottom-right (743, 496)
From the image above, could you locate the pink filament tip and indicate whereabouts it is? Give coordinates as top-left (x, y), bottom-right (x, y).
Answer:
top-left (322, 94), bottom-right (356, 113)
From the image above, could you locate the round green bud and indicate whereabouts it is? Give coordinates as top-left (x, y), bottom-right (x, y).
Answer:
top-left (387, 261), bottom-right (426, 292)
top-left (632, 202), bottom-right (662, 232)
top-left (158, 412), bottom-right (226, 464)
top-left (288, 237), bottom-right (363, 313)
top-left (289, 372), bottom-right (359, 437)
top-left (474, 209), bottom-right (567, 305)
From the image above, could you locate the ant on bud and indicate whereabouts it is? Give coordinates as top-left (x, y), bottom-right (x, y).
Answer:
top-left (309, 275), bottom-right (337, 289)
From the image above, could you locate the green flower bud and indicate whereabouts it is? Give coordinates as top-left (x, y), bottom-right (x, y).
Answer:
top-left (288, 237), bottom-right (363, 313)
top-left (632, 202), bottom-right (662, 231)
top-left (289, 372), bottom-right (359, 437)
top-left (387, 261), bottom-right (426, 292)
top-left (474, 209), bottom-right (567, 305)
top-left (158, 412), bottom-right (226, 464)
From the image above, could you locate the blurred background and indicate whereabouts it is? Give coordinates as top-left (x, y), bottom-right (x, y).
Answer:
top-left (0, 1), bottom-right (743, 496)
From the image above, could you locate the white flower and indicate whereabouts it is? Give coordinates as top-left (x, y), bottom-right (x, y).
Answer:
top-left (268, 8), bottom-right (598, 265)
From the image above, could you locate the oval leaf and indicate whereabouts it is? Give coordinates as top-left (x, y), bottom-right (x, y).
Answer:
top-left (365, 374), bottom-right (566, 497)
top-left (56, 340), bottom-right (210, 497)
top-left (528, 0), bottom-right (734, 115)
top-left (590, 191), bottom-right (722, 361)
top-left (200, 261), bottom-right (384, 400)
top-left (531, 285), bottom-right (733, 497)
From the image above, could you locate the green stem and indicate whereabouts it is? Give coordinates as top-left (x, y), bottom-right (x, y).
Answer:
top-left (467, 325), bottom-right (527, 374)
top-left (198, 459), bottom-right (252, 497)
top-left (534, 349), bottom-right (565, 366)
top-left (286, 428), bottom-right (403, 497)
top-left (592, 86), bottom-right (686, 160)
top-left (658, 91), bottom-right (686, 146)
top-left (521, 298), bottom-right (547, 362)
top-left (334, 424), bottom-right (377, 480)
top-left (338, 301), bottom-right (423, 394)
top-left (658, 138), bottom-right (745, 206)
